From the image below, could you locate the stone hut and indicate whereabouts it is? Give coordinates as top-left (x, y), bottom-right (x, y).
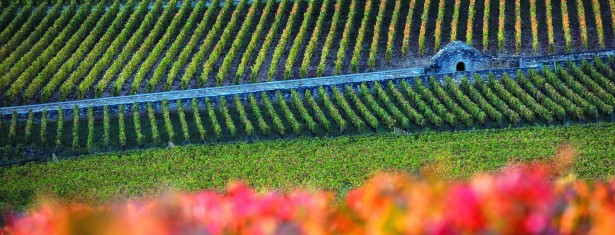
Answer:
top-left (424, 41), bottom-right (492, 75)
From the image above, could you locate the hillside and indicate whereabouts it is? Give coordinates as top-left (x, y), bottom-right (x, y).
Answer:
top-left (1, 59), bottom-right (614, 162)
top-left (0, 0), bottom-right (612, 105)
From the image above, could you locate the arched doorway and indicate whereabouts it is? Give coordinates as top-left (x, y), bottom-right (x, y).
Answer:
top-left (456, 62), bottom-right (465, 72)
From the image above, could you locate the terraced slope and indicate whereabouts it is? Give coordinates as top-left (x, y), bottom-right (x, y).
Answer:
top-left (0, 0), bottom-right (613, 105)
top-left (1, 59), bottom-right (613, 162)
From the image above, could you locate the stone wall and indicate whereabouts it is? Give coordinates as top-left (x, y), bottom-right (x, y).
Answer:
top-left (1, 51), bottom-right (612, 122)
top-left (424, 41), bottom-right (493, 74)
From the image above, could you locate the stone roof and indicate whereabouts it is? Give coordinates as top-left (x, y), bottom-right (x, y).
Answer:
top-left (424, 41), bottom-right (493, 75)
top-left (430, 41), bottom-right (485, 63)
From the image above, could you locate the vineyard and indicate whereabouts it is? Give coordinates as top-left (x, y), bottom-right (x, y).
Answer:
top-left (0, 0), bottom-right (613, 106)
top-left (1, 58), bottom-right (613, 163)
top-left (1, 122), bottom-right (614, 210)
top-left (1, 0), bottom-right (615, 229)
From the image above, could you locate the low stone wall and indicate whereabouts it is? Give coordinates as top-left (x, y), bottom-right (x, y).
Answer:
top-left (0, 69), bottom-right (422, 120)
top-left (502, 49), bottom-right (615, 68)
top-left (0, 51), bottom-right (612, 122)
top-left (0, 66), bottom-right (557, 121)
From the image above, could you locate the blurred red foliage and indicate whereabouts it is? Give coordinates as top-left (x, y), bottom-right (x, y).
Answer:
top-left (3, 148), bottom-right (615, 234)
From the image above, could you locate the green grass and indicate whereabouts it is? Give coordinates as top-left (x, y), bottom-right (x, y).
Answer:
top-left (1, 123), bottom-right (614, 210)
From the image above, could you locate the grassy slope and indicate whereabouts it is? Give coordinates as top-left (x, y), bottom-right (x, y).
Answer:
top-left (1, 123), bottom-right (614, 209)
